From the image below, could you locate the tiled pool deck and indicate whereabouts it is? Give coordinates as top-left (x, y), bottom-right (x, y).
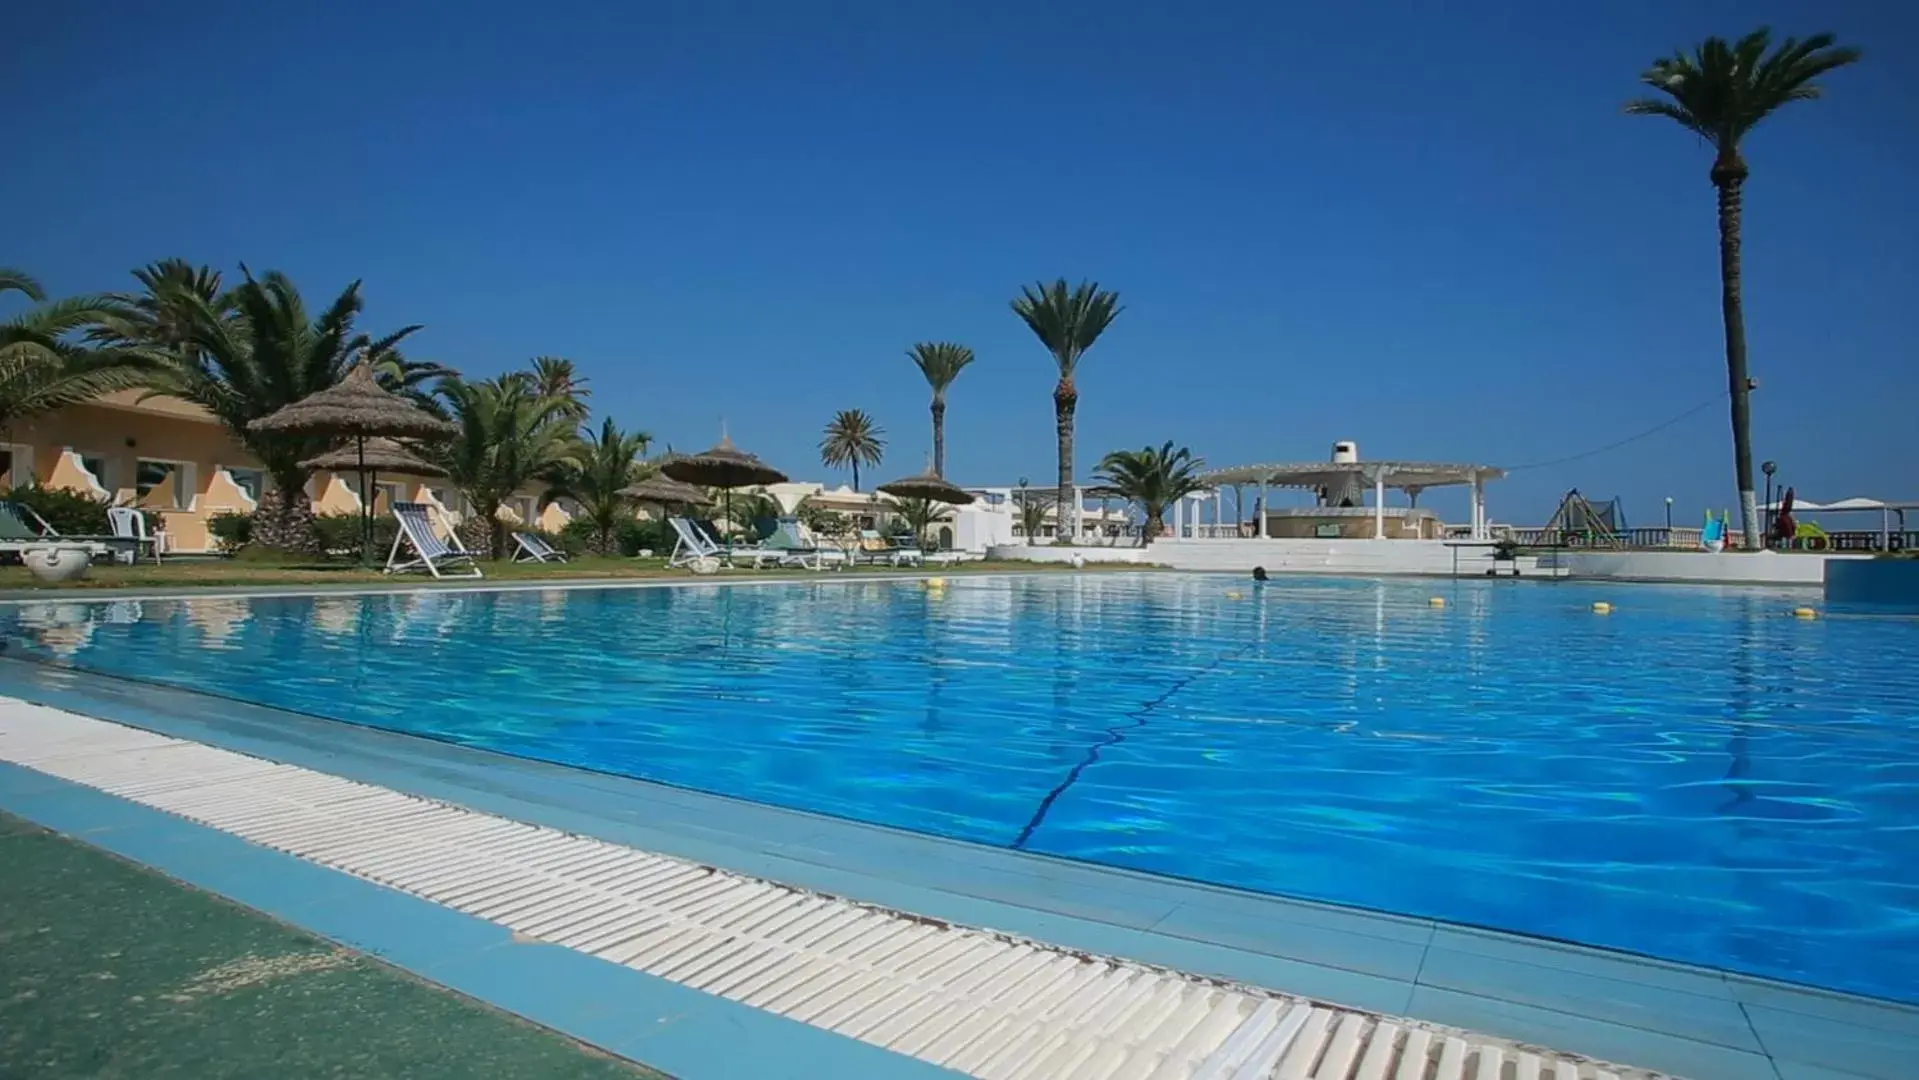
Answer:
top-left (0, 658), bottom-right (1913, 1079)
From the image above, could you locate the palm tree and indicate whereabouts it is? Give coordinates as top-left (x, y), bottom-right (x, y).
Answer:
top-left (433, 375), bottom-right (576, 558)
top-left (140, 269), bottom-right (423, 550)
top-left (93, 260), bottom-right (231, 364)
top-left (906, 342), bottom-right (975, 477)
top-left (890, 496), bottom-right (952, 551)
top-left (1626, 28), bottom-right (1859, 550)
top-left (819, 408), bottom-right (885, 491)
top-left (1, 271), bottom-right (151, 437)
top-left (546, 417), bottom-right (651, 554)
top-left (1013, 486), bottom-right (1051, 546)
top-left (528, 356), bottom-right (590, 421)
top-left (1011, 279), bottom-right (1122, 541)
top-left (1095, 442), bottom-right (1207, 544)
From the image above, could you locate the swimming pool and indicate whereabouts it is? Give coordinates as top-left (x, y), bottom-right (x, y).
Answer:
top-left (5, 574), bottom-right (1915, 1003)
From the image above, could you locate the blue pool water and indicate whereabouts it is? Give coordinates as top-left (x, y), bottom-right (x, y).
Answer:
top-left (5, 575), bottom-right (1916, 1002)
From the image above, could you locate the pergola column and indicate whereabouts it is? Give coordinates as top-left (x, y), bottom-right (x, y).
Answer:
top-left (1470, 474), bottom-right (1485, 540)
top-left (1211, 490), bottom-right (1222, 538)
top-left (1373, 471), bottom-right (1387, 539)
top-left (1256, 480), bottom-right (1268, 538)
top-left (1171, 496), bottom-right (1184, 540)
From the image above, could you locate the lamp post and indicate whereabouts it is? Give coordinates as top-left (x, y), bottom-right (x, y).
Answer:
top-left (1664, 496), bottom-right (1673, 545)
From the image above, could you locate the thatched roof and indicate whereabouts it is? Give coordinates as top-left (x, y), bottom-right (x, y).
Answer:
top-left (659, 435), bottom-right (787, 489)
top-left (249, 359), bottom-right (456, 440)
top-left (877, 467), bottom-right (976, 506)
top-left (301, 437), bottom-right (447, 477)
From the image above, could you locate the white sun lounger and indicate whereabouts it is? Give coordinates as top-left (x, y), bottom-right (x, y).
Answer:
top-left (387, 502), bottom-right (483, 579)
top-left (511, 531), bottom-right (567, 563)
top-left (667, 517), bottom-right (728, 571)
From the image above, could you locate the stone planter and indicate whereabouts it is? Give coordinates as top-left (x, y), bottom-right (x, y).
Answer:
top-left (23, 546), bottom-right (91, 584)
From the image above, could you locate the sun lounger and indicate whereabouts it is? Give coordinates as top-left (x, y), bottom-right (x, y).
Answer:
top-left (760, 519), bottom-right (846, 571)
top-left (850, 529), bottom-right (917, 567)
top-left (511, 531), bottom-right (567, 563)
top-left (386, 501), bottom-right (483, 579)
top-left (0, 502), bottom-right (109, 560)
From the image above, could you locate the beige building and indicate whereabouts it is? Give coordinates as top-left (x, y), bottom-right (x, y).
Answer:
top-left (3, 392), bottom-right (571, 553)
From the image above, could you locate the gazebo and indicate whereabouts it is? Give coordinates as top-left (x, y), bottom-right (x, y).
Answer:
top-left (1199, 459), bottom-right (1505, 540)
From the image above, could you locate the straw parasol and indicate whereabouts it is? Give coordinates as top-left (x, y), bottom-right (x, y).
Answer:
top-left (301, 437), bottom-right (446, 478)
top-left (877, 466), bottom-right (976, 506)
top-left (620, 473), bottom-right (712, 509)
top-left (251, 357), bottom-right (457, 560)
top-left (660, 435), bottom-right (787, 535)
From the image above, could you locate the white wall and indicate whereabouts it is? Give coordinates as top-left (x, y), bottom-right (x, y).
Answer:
top-left (1558, 550), bottom-right (1860, 586)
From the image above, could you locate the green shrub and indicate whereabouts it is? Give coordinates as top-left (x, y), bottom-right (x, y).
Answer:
top-left (207, 511), bottom-right (254, 552)
top-left (311, 511), bottom-right (397, 561)
top-left (4, 484), bottom-right (111, 535)
top-left (615, 518), bottom-right (670, 557)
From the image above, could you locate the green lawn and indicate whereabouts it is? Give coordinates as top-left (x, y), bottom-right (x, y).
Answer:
top-left (0, 553), bottom-right (1124, 592)
top-left (0, 811), bottom-right (664, 1079)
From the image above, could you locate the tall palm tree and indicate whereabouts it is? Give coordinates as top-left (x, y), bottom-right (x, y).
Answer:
top-left (140, 269), bottom-right (423, 550)
top-left (93, 260), bottom-right (231, 364)
top-left (1011, 279), bottom-right (1122, 541)
top-left (545, 417), bottom-right (651, 555)
top-left (1094, 441), bottom-right (1207, 544)
top-left (1626, 28), bottom-right (1859, 550)
top-left (819, 408), bottom-right (885, 491)
top-left (528, 356), bottom-right (590, 421)
top-left (1, 270), bottom-right (151, 438)
top-left (433, 374), bottom-right (576, 558)
top-left (906, 342), bottom-right (975, 477)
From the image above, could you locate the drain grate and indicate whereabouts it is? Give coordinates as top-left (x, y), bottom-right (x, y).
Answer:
top-left (0, 699), bottom-right (1661, 1080)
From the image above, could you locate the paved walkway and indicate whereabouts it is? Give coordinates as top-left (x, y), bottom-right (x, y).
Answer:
top-left (0, 811), bottom-right (666, 1080)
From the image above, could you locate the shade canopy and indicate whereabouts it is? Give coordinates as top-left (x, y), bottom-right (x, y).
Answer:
top-left (877, 467), bottom-right (977, 506)
top-left (301, 437), bottom-right (446, 477)
top-left (619, 473), bottom-right (712, 507)
top-left (1202, 460), bottom-right (1504, 490)
top-left (659, 436), bottom-right (787, 489)
top-left (1761, 498), bottom-right (1828, 512)
top-left (248, 359), bottom-right (456, 440)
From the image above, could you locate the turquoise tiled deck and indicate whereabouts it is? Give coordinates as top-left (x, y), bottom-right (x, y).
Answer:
top-left (3, 658), bottom-right (1914, 1080)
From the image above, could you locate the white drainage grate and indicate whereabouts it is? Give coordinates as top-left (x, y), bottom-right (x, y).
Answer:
top-left (0, 699), bottom-right (1663, 1080)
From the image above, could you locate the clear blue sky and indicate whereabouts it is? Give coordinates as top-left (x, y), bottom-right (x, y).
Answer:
top-left (11, 1), bottom-right (1916, 523)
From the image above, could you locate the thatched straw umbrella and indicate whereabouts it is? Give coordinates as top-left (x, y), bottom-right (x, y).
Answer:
top-left (250, 358), bottom-right (456, 560)
top-left (301, 437), bottom-right (447, 535)
top-left (619, 473), bottom-right (713, 511)
top-left (660, 436), bottom-right (787, 537)
top-left (877, 466), bottom-right (976, 506)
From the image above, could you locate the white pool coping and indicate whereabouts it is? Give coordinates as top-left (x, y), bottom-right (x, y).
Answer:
top-left (0, 697), bottom-right (1660, 1080)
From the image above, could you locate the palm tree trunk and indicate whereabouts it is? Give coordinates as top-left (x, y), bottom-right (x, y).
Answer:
top-left (1054, 380), bottom-right (1076, 543)
top-left (1714, 155), bottom-right (1760, 550)
top-left (851, 461), bottom-right (860, 492)
top-left (930, 399), bottom-right (946, 478)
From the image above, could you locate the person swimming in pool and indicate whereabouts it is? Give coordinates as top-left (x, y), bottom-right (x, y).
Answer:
top-left (1252, 566), bottom-right (1269, 583)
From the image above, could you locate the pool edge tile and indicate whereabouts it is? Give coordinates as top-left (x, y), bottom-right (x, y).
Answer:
top-left (0, 761), bottom-right (962, 1080)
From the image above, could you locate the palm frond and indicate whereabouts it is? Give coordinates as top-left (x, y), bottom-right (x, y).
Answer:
top-left (907, 342), bottom-right (976, 399)
top-left (1626, 27), bottom-right (1859, 151)
top-left (1010, 279), bottom-right (1123, 378)
top-left (0, 268), bottom-right (46, 303)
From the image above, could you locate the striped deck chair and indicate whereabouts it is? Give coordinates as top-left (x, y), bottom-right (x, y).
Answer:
top-left (512, 531), bottom-right (567, 563)
top-left (387, 502), bottom-right (483, 579)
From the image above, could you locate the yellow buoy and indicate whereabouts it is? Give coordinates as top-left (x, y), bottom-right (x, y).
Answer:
top-left (1592, 601), bottom-right (1612, 615)
top-left (924, 577), bottom-right (946, 589)
top-left (1428, 597), bottom-right (1446, 608)
top-left (1225, 591), bottom-right (1243, 600)
top-left (1793, 607), bottom-right (1818, 620)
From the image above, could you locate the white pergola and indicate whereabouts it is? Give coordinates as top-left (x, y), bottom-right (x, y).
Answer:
top-left (1197, 460), bottom-right (1507, 540)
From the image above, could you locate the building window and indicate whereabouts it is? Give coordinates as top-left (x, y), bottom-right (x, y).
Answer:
top-left (225, 467), bottom-right (264, 503)
top-left (427, 487), bottom-right (458, 513)
top-left (78, 453), bottom-right (111, 490)
top-left (135, 459), bottom-right (190, 510)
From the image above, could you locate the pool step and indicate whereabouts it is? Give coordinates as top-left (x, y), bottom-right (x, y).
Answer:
top-left (0, 699), bottom-right (1663, 1080)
